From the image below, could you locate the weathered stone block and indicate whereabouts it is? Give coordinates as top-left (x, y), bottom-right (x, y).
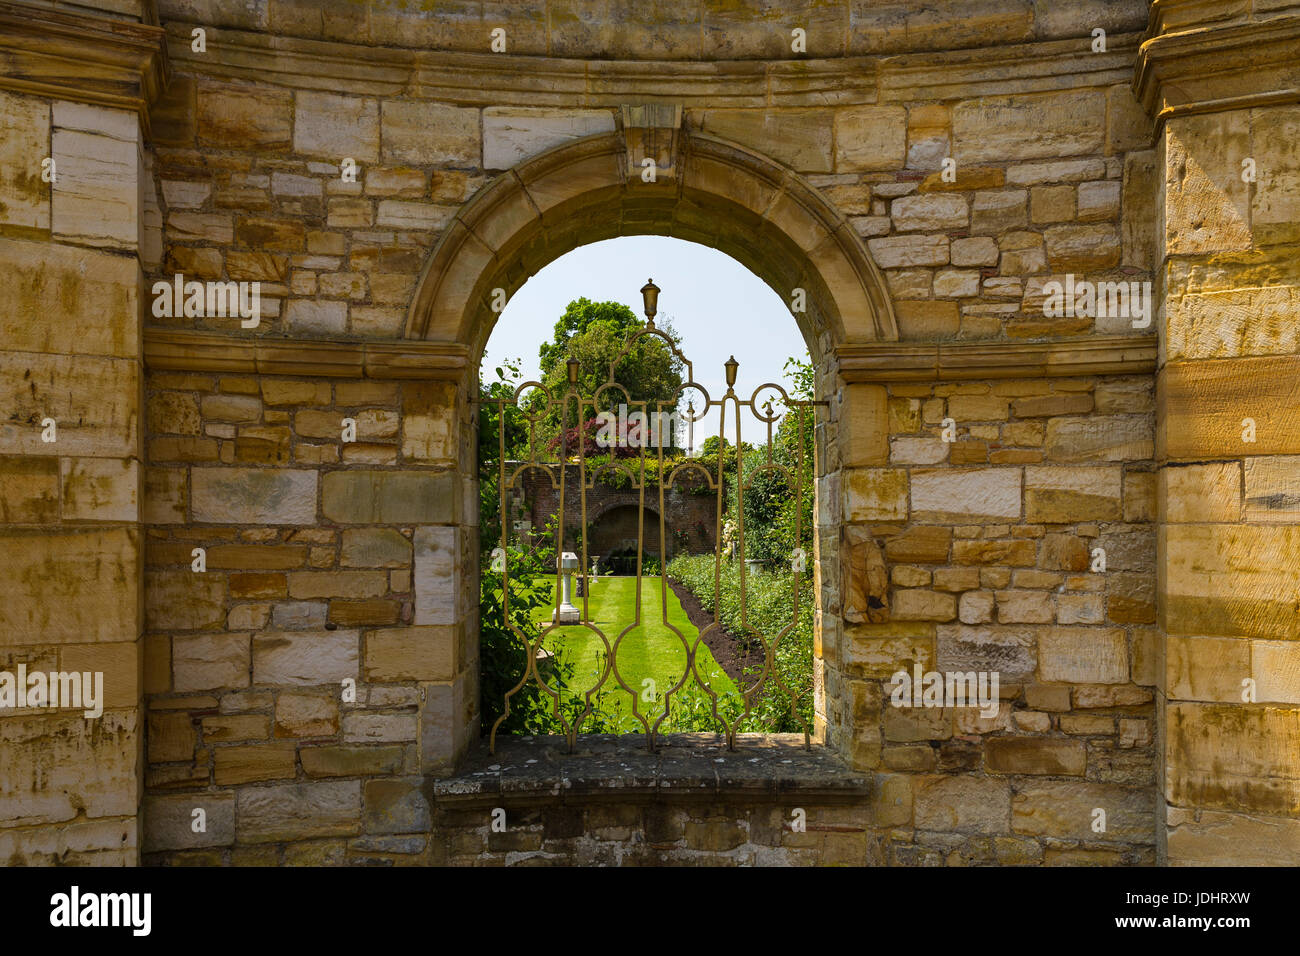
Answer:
top-left (0, 529), bottom-right (140, 641)
top-left (236, 781), bottom-right (361, 843)
top-left (214, 743), bottom-right (298, 785)
top-left (275, 692), bottom-right (340, 737)
top-left (340, 528), bottom-right (412, 567)
top-left (1024, 465), bottom-right (1122, 522)
top-left (1167, 703), bottom-right (1300, 816)
top-left (143, 792), bottom-right (235, 852)
top-left (322, 470), bottom-right (456, 524)
top-left (1044, 416), bottom-right (1152, 462)
top-left (251, 629), bottom-right (359, 686)
top-left (1014, 781), bottom-right (1153, 841)
top-left (840, 468), bottom-right (906, 522)
top-left (986, 737), bottom-right (1086, 776)
top-left (834, 106), bottom-right (906, 172)
top-left (51, 123), bottom-right (137, 249)
top-left (300, 745), bottom-right (405, 778)
top-left (366, 626), bottom-right (455, 681)
top-left (1167, 808), bottom-right (1300, 866)
top-left (382, 101), bottom-right (479, 165)
top-left (294, 90), bottom-right (379, 164)
top-left (913, 776), bottom-right (1010, 833)
top-left (0, 239), bottom-right (138, 356)
top-left (839, 384), bottom-right (889, 466)
top-left (173, 633), bottom-right (251, 692)
top-left (343, 712), bottom-right (418, 743)
top-left (363, 778), bottom-right (431, 834)
top-left (1038, 627), bottom-right (1128, 684)
top-left (0, 353), bottom-right (138, 457)
top-left (953, 90), bottom-right (1104, 164)
top-left (884, 526), bottom-right (951, 564)
top-left (191, 467), bottom-right (318, 525)
top-left (402, 381), bottom-right (457, 461)
top-left (936, 624), bottom-right (1036, 681)
top-left (484, 107), bottom-right (615, 169)
top-left (867, 234), bottom-right (948, 268)
top-left (891, 193), bottom-right (968, 231)
top-left (197, 82), bottom-right (291, 150)
top-left (1243, 456), bottom-right (1300, 523)
top-left (0, 456), bottom-right (59, 523)
top-left (911, 468), bottom-right (1022, 522)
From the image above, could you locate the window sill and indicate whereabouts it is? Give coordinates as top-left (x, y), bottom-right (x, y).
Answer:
top-left (432, 733), bottom-right (870, 808)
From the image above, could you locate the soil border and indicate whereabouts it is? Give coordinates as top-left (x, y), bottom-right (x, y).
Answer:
top-left (665, 576), bottom-right (764, 686)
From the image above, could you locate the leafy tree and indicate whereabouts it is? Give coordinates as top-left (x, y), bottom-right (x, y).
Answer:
top-left (732, 355), bottom-right (815, 567)
top-left (534, 298), bottom-right (685, 430)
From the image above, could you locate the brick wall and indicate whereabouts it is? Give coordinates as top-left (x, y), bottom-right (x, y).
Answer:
top-left (517, 463), bottom-right (718, 561)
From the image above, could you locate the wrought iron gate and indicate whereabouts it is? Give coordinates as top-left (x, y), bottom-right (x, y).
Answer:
top-left (485, 281), bottom-right (823, 753)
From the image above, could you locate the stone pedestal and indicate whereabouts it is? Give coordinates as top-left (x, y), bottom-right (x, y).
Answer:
top-left (553, 551), bottom-right (580, 623)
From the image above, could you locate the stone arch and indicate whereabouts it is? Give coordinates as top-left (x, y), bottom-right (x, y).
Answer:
top-left (406, 128), bottom-right (898, 367)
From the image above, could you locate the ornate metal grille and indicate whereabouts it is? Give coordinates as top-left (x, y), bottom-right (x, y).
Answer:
top-left (485, 281), bottom-right (824, 753)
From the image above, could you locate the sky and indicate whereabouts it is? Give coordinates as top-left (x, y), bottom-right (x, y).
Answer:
top-left (480, 236), bottom-right (810, 449)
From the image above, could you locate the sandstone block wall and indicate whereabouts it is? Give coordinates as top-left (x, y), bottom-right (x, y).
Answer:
top-left (827, 372), bottom-right (1158, 865)
top-left (0, 83), bottom-right (147, 864)
top-left (140, 367), bottom-right (477, 863)
top-left (1157, 100), bottom-right (1300, 864)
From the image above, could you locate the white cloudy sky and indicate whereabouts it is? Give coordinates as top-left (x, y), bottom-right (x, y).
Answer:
top-left (481, 236), bottom-right (810, 447)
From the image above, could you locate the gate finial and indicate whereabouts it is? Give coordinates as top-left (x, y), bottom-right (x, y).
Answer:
top-left (640, 278), bottom-right (659, 326)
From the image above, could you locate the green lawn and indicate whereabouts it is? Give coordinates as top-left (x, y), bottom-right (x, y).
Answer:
top-left (534, 575), bottom-right (738, 730)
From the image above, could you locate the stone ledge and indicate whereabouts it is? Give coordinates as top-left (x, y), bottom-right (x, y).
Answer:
top-left (837, 334), bottom-right (1157, 382)
top-left (1135, 13), bottom-right (1300, 125)
top-left (160, 22), bottom-right (1143, 108)
top-left (144, 329), bottom-right (470, 380)
top-left (433, 734), bottom-right (870, 808)
top-left (0, 0), bottom-right (169, 134)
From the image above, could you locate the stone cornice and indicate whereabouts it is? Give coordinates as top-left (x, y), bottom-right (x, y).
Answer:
top-left (0, 0), bottom-right (169, 136)
top-left (144, 329), bottom-right (470, 381)
top-left (159, 22), bottom-right (1142, 108)
top-left (1134, 12), bottom-right (1300, 127)
top-left (836, 334), bottom-right (1157, 383)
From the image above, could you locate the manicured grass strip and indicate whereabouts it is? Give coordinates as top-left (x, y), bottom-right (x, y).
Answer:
top-left (534, 575), bottom-right (738, 730)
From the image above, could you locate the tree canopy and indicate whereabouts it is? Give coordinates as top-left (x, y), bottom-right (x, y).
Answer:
top-left (536, 298), bottom-right (684, 413)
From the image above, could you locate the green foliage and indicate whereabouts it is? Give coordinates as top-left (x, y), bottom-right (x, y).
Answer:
top-left (478, 358), bottom-right (573, 736)
top-left (720, 355), bottom-right (815, 569)
top-left (478, 342), bottom-right (818, 739)
top-left (478, 541), bottom-right (576, 736)
top-left (534, 298), bottom-right (685, 431)
top-left (667, 553), bottom-right (814, 734)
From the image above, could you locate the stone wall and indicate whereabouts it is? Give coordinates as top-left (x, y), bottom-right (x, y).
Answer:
top-left (1156, 100), bottom-right (1300, 864)
top-left (139, 366), bottom-right (478, 862)
top-left (3, 0), bottom-right (1299, 866)
top-left (830, 371), bottom-right (1158, 864)
top-left (0, 81), bottom-right (150, 862)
